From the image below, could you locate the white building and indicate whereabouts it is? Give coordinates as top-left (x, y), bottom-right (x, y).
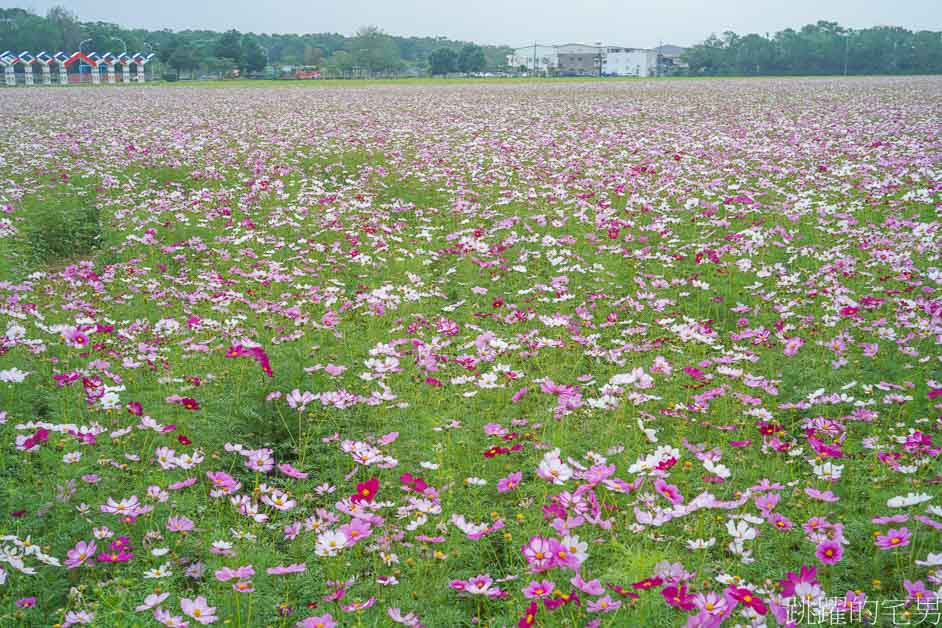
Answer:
top-left (602, 49), bottom-right (659, 77)
top-left (508, 44), bottom-right (660, 77)
top-left (507, 45), bottom-right (558, 74)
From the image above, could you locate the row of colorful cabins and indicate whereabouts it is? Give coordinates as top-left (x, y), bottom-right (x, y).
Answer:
top-left (0, 51), bottom-right (155, 85)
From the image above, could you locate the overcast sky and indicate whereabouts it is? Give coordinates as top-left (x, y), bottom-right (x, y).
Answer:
top-left (6, 0), bottom-right (941, 48)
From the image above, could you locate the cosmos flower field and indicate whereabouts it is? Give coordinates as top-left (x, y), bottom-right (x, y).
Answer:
top-left (0, 77), bottom-right (940, 627)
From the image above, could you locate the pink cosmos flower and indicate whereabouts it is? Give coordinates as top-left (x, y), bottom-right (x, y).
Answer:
top-left (243, 448), bottom-right (275, 473)
top-left (875, 527), bottom-right (911, 550)
top-left (169, 477), bottom-right (197, 491)
top-left (100, 495), bottom-right (141, 516)
top-left (62, 610), bottom-right (94, 627)
top-left (767, 513), bottom-right (794, 531)
top-left (904, 580), bottom-right (936, 603)
top-left (522, 536), bottom-right (555, 572)
top-left (154, 608), bottom-right (188, 628)
top-left (65, 540), bottom-right (96, 569)
top-left (297, 614), bottom-right (337, 628)
top-left (914, 515), bottom-right (942, 530)
top-left (167, 515), bottom-right (194, 532)
top-left (136, 592), bottom-right (170, 612)
top-left (805, 487), bottom-right (839, 502)
top-left (215, 565), bottom-right (254, 582)
top-left (586, 595), bottom-right (621, 613)
top-left (694, 591), bottom-right (730, 615)
top-left (341, 597), bottom-right (376, 612)
top-left (180, 596), bottom-right (217, 624)
top-left (387, 608), bottom-right (422, 626)
top-left (278, 463), bottom-right (309, 479)
top-left (206, 471), bottom-right (240, 496)
top-left (872, 514), bottom-right (909, 524)
top-left (267, 563), bottom-right (306, 575)
top-left (654, 478), bottom-right (684, 505)
top-left (338, 518), bottom-right (372, 545)
top-left (571, 575), bottom-right (605, 595)
top-left (783, 336), bottom-right (804, 356)
top-left (836, 590), bottom-right (866, 613)
top-left (497, 471), bottom-right (522, 493)
top-left (522, 579), bottom-right (555, 599)
top-left (261, 490), bottom-right (297, 511)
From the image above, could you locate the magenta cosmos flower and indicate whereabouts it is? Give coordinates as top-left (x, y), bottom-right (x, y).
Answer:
top-left (815, 540), bottom-right (843, 565)
top-left (728, 587), bottom-right (767, 615)
top-left (662, 583), bottom-right (696, 610)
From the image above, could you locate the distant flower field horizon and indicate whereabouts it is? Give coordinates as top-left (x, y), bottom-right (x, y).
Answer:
top-left (0, 77), bottom-right (940, 627)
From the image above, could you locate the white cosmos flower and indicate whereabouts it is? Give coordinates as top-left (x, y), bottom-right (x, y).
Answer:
top-left (915, 553), bottom-right (942, 567)
top-left (143, 562), bottom-right (173, 578)
top-left (0, 368), bottom-right (28, 383)
top-left (812, 461), bottom-right (844, 481)
top-left (726, 519), bottom-right (758, 541)
top-left (687, 538), bottom-right (716, 550)
top-left (887, 492), bottom-right (932, 508)
top-left (703, 459), bottom-right (731, 479)
top-left (314, 530), bottom-right (348, 557)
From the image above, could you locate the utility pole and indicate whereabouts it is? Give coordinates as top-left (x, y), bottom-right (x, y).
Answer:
top-left (658, 38), bottom-right (663, 77)
top-left (843, 32), bottom-right (849, 76)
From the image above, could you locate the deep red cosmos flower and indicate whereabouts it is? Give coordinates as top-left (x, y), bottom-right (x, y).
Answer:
top-left (351, 477), bottom-right (379, 503)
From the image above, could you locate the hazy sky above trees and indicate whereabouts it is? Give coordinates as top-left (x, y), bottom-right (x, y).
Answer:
top-left (8, 0), bottom-right (941, 47)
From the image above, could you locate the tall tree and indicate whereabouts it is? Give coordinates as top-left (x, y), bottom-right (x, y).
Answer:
top-left (457, 43), bottom-right (485, 74)
top-left (167, 42), bottom-right (199, 74)
top-left (240, 36), bottom-right (267, 73)
top-left (214, 29), bottom-right (242, 63)
top-left (326, 50), bottom-right (354, 76)
top-left (45, 5), bottom-right (83, 51)
top-left (347, 26), bottom-right (402, 76)
top-left (428, 47), bottom-right (457, 75)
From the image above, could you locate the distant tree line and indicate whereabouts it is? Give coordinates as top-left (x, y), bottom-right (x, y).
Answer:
top-left (683, 21), bottom-right (942, 75)
top-left (0, 6), bottom-right (510, 78)
top-left (2, 8), bottom-right (941, 78)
